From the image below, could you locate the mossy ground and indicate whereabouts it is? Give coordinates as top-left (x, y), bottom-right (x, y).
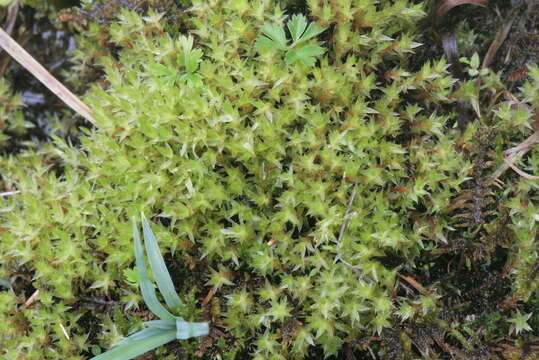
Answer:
top-left (1, 1), bottom-right (539, 359)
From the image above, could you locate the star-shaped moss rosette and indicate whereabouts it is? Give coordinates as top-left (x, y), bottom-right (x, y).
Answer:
top-left (91, 214), bottom-right (208, 360)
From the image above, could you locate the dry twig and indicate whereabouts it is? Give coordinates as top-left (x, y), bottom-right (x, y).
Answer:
top-left (0, 190), bottom-right (20, 197)
top-left (0, 27), bottom-right (97, 125)
top-left (334, 185), bottom-right (374, 283)
top-left (489, 129), bottom-right (539, 183)
top-left (482, 13), bottom-right (514, 69)
top-left (22, 289), bottom-right (39, 308)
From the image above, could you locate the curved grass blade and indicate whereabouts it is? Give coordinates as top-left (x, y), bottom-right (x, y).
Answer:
top-left (114, 326), bottom-right (167, 347)
top-left (141, 213), bottom-right (183, 311)
top-left (144, 319), bottom-right (177, 330)
top-left (133, 218), bottom-right (175, 321)
top-left (90, 327), bottom-right (177, 360)
top-left (128, 326), bottom-right (172, 342)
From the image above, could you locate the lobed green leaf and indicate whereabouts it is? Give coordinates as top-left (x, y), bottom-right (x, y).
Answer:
top-left (259, 23), bottom-right (288, 50)
top-left (294, 21), bottom-right (326, 45)
top-left (285, 44), bottom-right (326, 66)
top-left (287, 14), bottom-right (308, 44)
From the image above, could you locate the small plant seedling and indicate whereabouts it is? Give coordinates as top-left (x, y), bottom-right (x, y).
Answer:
top-left (255, 14), bottom-right (327, 66)
top-left (147, 35), bottom-right (203, 87)
top-left (91, 214), bottom-right (209, 360)
top-left (459, 53), bottom-right (489, 77)
top-left (177, 36), bottom-right (204, 86)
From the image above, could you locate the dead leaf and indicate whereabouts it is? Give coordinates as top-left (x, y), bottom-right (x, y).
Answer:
top-left (434, 0), bottom-right (489, 22)
top-left (201, 289), bottom-right (215, 307)
top-left (397, 273), bottom-right (431, 295)
top-left (482, 15), bottom-right (514, 69)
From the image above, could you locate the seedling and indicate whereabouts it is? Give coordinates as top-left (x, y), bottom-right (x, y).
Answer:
top-left (459, 53), bottom-right (489, 77)
top-left (147, 35), bottom-right (203, 87)
top-left (91, 214), bottom-right (209, 360)
top-left (255, 14), bottom-right (327, 66)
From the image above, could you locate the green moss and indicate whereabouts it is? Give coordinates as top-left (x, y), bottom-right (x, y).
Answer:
top-left (0, 79), bottom-right (28, 148)
top-left (1, 1), bottom-right (539, 359)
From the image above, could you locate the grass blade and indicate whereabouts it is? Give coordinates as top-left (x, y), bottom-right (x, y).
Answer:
top-left (141, 213), bottom-right (183, 311)
top-left (144, 319), bottom-right (177, 329)
top-left (175, 319), bottom-right (209, 339)
top-left (133, 218), bottom-right (176, 321)
top-left (128, 326), bottom-right (171, 341)
top-left (90, 327), bottom-right (177, 360)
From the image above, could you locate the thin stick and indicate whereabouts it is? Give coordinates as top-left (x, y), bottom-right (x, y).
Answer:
top-left (338, 185), bottom-right (357, 243)
top-left (397, 273), bottom-right (430, 295)
top-left (0, 27), bottom-right (97, 125)
top-left (504, 129), bottom-right (539, 156)
top-left (334, 184), bottom-right (358, 264)
top-left (487, 127), bottom-right (539, 184)
top-left (80, 296), bottom-right (115, 305)
top-left (334, 185), bottom-right (374, 282)
top-left (503, 157), bottom-right (539, 180)
top-left (201, 289), bottom-right (215, 307)
top-left (22, 289), bottom-right (39, 308)
top-left (0, 190), bottom-right (20, 197)
top-left (3, 1), bottom-right (19, 35)
top-left (59, 323), bottom-right (70, 340)
top-left (0, 1), bottom-right (19, 76)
